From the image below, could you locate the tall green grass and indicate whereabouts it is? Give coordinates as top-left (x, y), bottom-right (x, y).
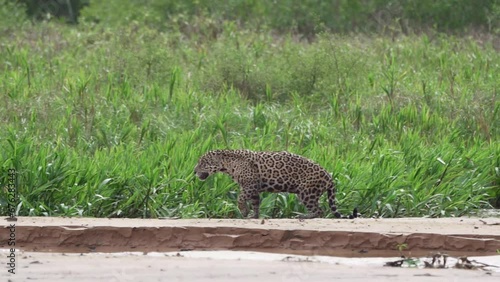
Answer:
top-left (0, 6), bottom-right (498, 218)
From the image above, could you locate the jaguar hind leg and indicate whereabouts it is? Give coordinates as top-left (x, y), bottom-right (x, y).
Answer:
top-left (297, 191), bottom-right (323, 219)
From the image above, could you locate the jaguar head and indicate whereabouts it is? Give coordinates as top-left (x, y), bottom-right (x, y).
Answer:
top-left (194, 151), bottom-right (225, 181)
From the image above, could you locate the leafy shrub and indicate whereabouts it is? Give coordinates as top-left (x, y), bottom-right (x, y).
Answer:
top-left (0, 0), bottom-right (28, 30)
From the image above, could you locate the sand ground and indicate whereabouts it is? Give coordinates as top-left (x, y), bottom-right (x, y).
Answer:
top-left (1, 216), bottom-right (500, 281)
top-left (2, 250), bottom-right (499, 282)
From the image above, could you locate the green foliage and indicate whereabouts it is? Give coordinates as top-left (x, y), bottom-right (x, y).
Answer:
top-left (0, 2), bottom-right (498, 219)
top-left (79, 0), bottom-right (499, 35)
top-left (0, 0), bottom-right (28, 30)
top-left (401, 0), bottom-right (499, 31)
top-left (11, 0), bottom-right (500, 34)
top-left (19, 0), bottom-right (89, 23)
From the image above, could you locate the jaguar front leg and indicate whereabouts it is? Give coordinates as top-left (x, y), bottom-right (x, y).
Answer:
top-left (237, 184), bottom-right (261, 218)
top-left (237, 192), bottom-right (250, 218)
top-left (250, 193), bottom-right (260, 219)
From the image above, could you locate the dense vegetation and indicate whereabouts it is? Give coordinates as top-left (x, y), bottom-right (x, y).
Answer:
top-left (0, 0), bottom-right (499, 218)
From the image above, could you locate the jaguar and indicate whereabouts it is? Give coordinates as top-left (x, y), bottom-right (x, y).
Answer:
top-left (194, 149), bottom-right (357, 219)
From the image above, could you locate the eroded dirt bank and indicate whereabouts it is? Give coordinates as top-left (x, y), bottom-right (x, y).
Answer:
top-left (2, 217), bottom-right (500, 257)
